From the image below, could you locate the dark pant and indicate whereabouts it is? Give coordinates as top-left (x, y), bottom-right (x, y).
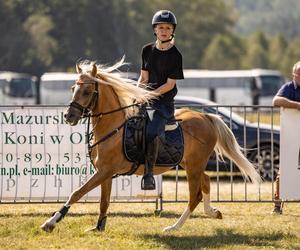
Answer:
top-left (146, 101), bottom-right (174, 143)
top-left (274, 173), bottom-right (280, 201)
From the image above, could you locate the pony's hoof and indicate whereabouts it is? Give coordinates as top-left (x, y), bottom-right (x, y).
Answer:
top-left (216, 210), bottom-right (222, 219)
top-left (84, 226), bottom-right (105, 233)
top-left (205, 207), bottom-right (223, 219)
top-left (84, 226), bottom-right (98, 233)
top-left (40, 221), bottom-right (55, 233)
top-left (163, 225), bottom-right (177, 232)
top-left (84, 217), bottom-right (107, 233)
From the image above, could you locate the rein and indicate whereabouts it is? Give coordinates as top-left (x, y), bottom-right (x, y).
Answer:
top-left (86, 103), bottom-right (138, 148)
top-left (68, 79), bottom-right (140, 148)
top-left (85, 103), bottom-right (142, 179)
top-left (84, 102), bottom-right (140, 149)
top-left (87, 118), bottom-right (126, 149)
top-left (69, 78), bottom-right (144, 178)
top-left (88, 103), bottom-right (139, 118)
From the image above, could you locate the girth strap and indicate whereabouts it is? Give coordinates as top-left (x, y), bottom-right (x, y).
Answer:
top-left (112, 161), bottom-right (140, 179)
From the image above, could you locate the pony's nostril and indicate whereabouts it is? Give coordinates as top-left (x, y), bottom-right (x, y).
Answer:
top-left (64, 113), bottom-right (74, 121)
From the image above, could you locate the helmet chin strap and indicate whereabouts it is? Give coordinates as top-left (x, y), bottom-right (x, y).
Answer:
top-left (155, 34), bottom-right (175, 44)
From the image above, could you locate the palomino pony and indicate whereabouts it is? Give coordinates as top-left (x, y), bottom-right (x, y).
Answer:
top-left (41, 59), bottom-right (261, 233)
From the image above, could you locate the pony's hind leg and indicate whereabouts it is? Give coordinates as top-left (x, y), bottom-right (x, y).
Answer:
top-left (41, 170), bottom-right (110, 233)
top-left (85, 178), bottom-right (113, 232)
top-left (163, 165), bottom-right (204, 232)
top-left (202, 173), bottom-right (222, 219)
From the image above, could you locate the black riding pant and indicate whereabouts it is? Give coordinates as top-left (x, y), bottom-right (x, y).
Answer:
top-left (146, 101), bottom-right (174, 143)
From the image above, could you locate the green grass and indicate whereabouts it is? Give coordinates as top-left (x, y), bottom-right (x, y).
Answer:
top-left (0, 200), bottom-right (299, 249)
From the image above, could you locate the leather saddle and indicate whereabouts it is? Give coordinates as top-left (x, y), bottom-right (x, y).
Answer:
top-left (123, 108), bottom-right (184, 167)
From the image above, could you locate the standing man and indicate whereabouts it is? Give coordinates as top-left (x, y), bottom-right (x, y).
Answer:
top-left (272, 61), bottom-right (300, 214)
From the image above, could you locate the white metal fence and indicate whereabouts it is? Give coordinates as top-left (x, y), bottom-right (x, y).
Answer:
top-left (0, 105), bottom-right (280, 205)
top-left (0, 106), bottom-right (162, 203)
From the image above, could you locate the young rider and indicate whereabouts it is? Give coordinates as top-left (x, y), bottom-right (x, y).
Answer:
top-left (138, 10), bottom-right (184, 190)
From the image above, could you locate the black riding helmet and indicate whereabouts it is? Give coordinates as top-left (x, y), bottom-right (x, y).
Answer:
top-left (152, 10), bottom-right (177, 30)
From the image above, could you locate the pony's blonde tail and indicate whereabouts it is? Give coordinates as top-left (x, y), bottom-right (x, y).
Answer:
top-left (206, 114), bottom-right (261, 184)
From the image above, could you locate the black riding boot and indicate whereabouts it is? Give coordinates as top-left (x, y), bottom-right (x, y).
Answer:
top-left (141, 137), bottom-right (159, 190)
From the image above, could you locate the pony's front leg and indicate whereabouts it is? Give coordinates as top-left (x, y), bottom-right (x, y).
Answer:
top-left (85, 178), bottom-right (113, 232)
top-left (41, 170), bottom-right (110, 233)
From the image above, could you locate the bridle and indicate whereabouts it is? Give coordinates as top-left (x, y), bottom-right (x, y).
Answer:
top-left (69, 74), bottom-right (152, 178)
top-left (67, 77), bottom-right (141, 172)
top-left (69, 79), bottom-right (139, 118)
top-left (69, 81), bottom-right (99, 117)
top-left (70, 76), bottom-right (144, 178)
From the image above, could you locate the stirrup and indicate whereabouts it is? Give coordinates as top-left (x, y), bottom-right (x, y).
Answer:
top-left (141, 174), bottom-right (156, 190)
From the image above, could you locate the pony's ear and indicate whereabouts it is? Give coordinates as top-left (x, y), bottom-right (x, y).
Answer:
top-left (91, 63), bottom-right (97, 77)
top-left (76, 64), bottom-right (82, 74)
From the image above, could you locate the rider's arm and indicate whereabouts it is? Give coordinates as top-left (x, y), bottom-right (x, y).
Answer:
top-left (138, 70), bottom-right (149, 85)
top-left (273, 96), bottom-right (300, 111)
top-left (155, 78), bottom-right (176, 95)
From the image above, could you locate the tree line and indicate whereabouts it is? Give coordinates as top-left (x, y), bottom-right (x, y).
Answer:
top-left (1, 0), bottom-right (299, 78)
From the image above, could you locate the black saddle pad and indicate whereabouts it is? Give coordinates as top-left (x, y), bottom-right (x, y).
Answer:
top-left (123, 118), bottom-right (184, 166)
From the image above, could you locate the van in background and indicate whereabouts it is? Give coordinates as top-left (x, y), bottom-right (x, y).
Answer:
top-left (40, 72), bottom-right (78, 105)
top-left (40, 71), bottom-right (139, 105)
top-left (177, 69), bottom-right (285, 105)
top-left (0, 71), bottom-right (37, 105)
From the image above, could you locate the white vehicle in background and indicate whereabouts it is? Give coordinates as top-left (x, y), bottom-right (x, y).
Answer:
top-left (0, 72), bottom-right (37, 105)
top-left (177, 69), bottom-right (285, 105)
top-left (40, 72), bottom-right (78, 105)
top-left (40, 71), bottom-right (139, 105)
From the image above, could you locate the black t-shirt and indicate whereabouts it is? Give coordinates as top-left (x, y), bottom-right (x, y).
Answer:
top-left (141, 43), bottom-right (184, 103)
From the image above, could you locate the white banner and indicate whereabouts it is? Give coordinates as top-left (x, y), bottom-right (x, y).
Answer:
top-left (0, 107), bottom-right (161, 202)
top-left (280, 108), bottom-right (300, 199)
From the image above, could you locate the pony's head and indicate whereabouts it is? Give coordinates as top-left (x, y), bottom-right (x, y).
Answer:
top-left (64, 62), bottom-right (99, 126)
top-left (64, 58), bottom-right (159, 126)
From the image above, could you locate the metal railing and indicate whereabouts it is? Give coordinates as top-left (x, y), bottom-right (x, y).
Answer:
top-left (172, 103), bottom-right (280, 203)
top-left (0, 104), bottom-right (282, 206)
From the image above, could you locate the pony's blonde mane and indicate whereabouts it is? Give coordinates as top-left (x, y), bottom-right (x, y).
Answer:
top-left (79, 58), bottom-right (159, 118)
